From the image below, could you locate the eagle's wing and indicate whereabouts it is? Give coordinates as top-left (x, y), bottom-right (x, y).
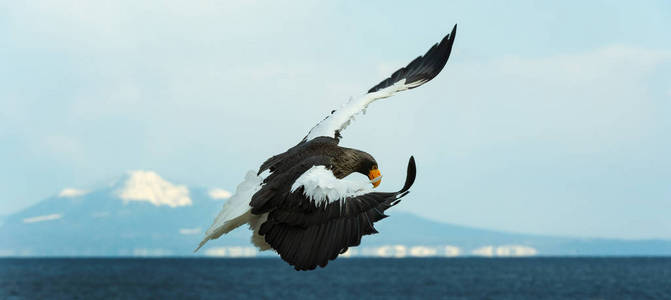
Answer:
top-left (304, 25), bottom-right (457, 141)
top-left (257, 157), bottom-right (416, 270)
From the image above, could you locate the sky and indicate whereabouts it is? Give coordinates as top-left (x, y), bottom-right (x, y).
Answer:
top-left (1, 0), bottom-right (670, 239)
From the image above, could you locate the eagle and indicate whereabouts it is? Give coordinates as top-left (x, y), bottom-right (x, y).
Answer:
top-left (196, 25), bottom-right (457, 270)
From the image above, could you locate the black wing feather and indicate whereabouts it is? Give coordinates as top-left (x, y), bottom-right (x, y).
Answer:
top-left (367, 25), bottom-right (457, 93)
top-left (260, 156), bottom-right (416, 270)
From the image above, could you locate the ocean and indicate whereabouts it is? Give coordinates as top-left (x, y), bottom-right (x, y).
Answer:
top-left (1, 257), bottom-right (670, 299)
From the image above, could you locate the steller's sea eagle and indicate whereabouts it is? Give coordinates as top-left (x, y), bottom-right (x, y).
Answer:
top-left (196, 25), bottom-right (457, 270)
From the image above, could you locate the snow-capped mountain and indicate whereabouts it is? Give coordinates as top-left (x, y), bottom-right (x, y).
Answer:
top-left (2, 171), bottom-right (671, 257)
top-left (0, 171), bottom-right (247, 256)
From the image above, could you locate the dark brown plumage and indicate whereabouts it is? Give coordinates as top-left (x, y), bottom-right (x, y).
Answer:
top-left (198, 25), bottom-right (456, 271)
top-left (247, 27), bottom-right (457, 269)
top-left (251, 137), bottom-right (378, 214)
top-left (255, 142), bottom-right (416, 270)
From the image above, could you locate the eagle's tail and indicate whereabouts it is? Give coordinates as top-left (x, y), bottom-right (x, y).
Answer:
top-left (195, 170), bottom-right (264, 252)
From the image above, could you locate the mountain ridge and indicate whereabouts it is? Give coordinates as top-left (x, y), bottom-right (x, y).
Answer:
top-left (2, 171), bottom-right (671, 257)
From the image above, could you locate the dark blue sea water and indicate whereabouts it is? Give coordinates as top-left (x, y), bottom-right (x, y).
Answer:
top-left (1, 257), bottom-right (670, 299)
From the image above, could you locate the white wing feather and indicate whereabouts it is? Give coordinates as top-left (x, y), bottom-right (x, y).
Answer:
top-left (304, 26), bottom-right (456, 141)
top-left (305, 79), bottom-right (410, 141)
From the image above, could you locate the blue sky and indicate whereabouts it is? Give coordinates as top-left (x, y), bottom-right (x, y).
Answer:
top-left (1, 1), bottom-right (670, 239)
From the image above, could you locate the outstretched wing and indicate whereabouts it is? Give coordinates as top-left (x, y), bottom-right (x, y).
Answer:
top-left (305, 25), bottom-right (457, 141)
top-left (258, 157), bottom-right (416, 270)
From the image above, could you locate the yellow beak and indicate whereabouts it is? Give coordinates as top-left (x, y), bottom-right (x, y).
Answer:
top-left (368, 169), bottom-right (382, 188)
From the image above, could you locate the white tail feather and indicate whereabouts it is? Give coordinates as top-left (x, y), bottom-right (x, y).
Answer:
top-left (195, 170), bottom-right (265, 252)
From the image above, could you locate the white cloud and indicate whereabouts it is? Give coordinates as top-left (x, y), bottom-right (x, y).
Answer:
top-left (117, 171), bottom-right (191, 207)
top-left (444, 246), bottom-right (461, 257)
top-left (132, 248), bottom-right (173, 257)
top-left (58, 188), bottom-right (88, 198)
top-left (495, 245), bottom-right (538, 257)
top-left (372, 245), bottom-right (408, 258)
top-left (409, 246), bottom-right (439, 257)
top-left (208, 188), bottom-right (232, 200)
top-left (2, 0), bottom-right (670, 240)
top-left (203, 246), bottom-right (257, 257)
top-left (357, 245), bottom-right (467, 257)
top-left (179, 227), bottom-right (201, 235)
top-left (23, 214), bottom-right (62, 224)
top-left (339, 248), bottom-right (356, 258)
top-left (441, 45), bottom-right (671, 148)
top-left (471, 245), bottom-right (538, 257)
top-left (471, 246), bottom-right (494, 257)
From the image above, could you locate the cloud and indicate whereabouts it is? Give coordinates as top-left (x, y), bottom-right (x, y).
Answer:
top-left (23, 214), bottom-right (62, 224)
top-left (398, 44), bottom-right (671, 159)
top-left (58, 188), bottom-right (88, 198)
top-left (132, 248), bottom-right (173, 257)
top-left (1, 0), bottom-right (670, 239)
top-left (116, 171), bottom-right (191, 207)
top-left (203, 246), bottom-right (257, 257)
top-left (471, 245), bottom-right (537, 257)
top-left (208, 188), bottom-right (232, 200)
top-left (179, 227), bottom-right (201, 235)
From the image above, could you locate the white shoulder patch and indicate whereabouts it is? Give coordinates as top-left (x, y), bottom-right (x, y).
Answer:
top-left (291, 166), bottom-right (374, 206)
